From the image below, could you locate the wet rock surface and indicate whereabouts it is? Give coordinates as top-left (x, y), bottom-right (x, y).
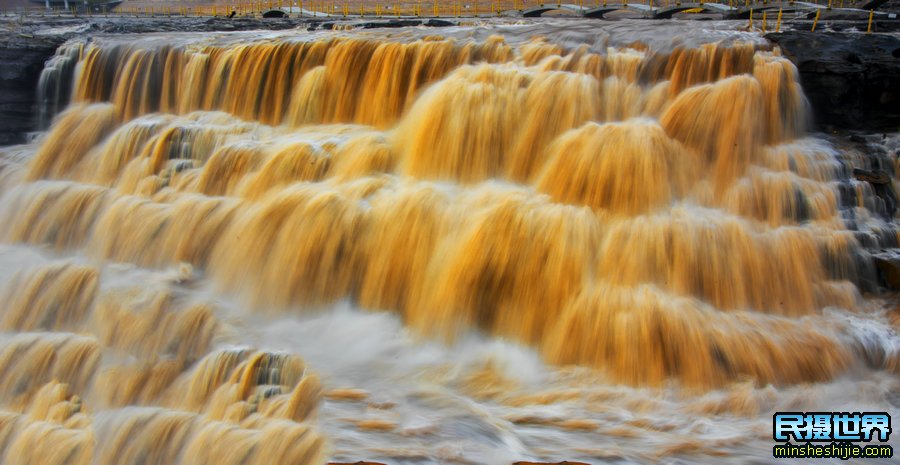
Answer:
top-left (873, 250), bottom-right (900, 291)
top-left (0, 35), bottom-right (63, 145)
top-left (766, 31), bottom-right (900, 132)
top-left (829, 132), bottom-right (900, 292)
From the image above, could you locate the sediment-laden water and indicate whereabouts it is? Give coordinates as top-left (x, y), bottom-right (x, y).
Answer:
top-left (0, 21), bottom-right (897, 465)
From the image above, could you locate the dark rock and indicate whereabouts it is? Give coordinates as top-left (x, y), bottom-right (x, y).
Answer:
top-left (513, 462), bottom-right (591, 465)
top-left (327, 462), bottom-right (387, 465)
top-left (425, 19), bottom-right (456, 27)
top-left (261, 10), bottom-right (285, 19)
top-left (766, 31), bottom-right (900, 132)
top-left (0, 36), bottom-right (65, 145)
top-left (853, 167), bottom-right (892, 184)
top-left (872, 250), bottom-right (900, 291)
top-left (360, 19), bottom-right (422, 28)
top-left (855, 168), bottom-right (897, 218)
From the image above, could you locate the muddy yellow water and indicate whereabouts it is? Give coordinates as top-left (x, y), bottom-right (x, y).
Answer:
top-left (0, 22), bottom-right (897, 464)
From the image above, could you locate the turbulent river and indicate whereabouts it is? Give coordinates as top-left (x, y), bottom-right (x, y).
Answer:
top-left (0, 19), bottom-right (897, 465)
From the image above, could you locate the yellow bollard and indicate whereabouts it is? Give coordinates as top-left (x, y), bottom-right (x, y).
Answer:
top-left (811, 8), bottom-right (820, 31)
top-left (867, 9), bottom-right (873, 33)
top-left (776, 7), bottom-right (782, 31)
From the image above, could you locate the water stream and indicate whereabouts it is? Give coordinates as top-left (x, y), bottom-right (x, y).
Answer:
top-left (0, 20), bottom-right (897, 465)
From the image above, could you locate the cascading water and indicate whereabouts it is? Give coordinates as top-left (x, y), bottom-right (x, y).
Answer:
top-left (0, 22), bottom-right (897, 465)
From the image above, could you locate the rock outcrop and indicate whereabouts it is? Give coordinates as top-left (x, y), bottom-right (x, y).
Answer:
top-left (767, 31), bottom-right (900, 132)
top-left (0, 36), bottom-right (64, 145)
